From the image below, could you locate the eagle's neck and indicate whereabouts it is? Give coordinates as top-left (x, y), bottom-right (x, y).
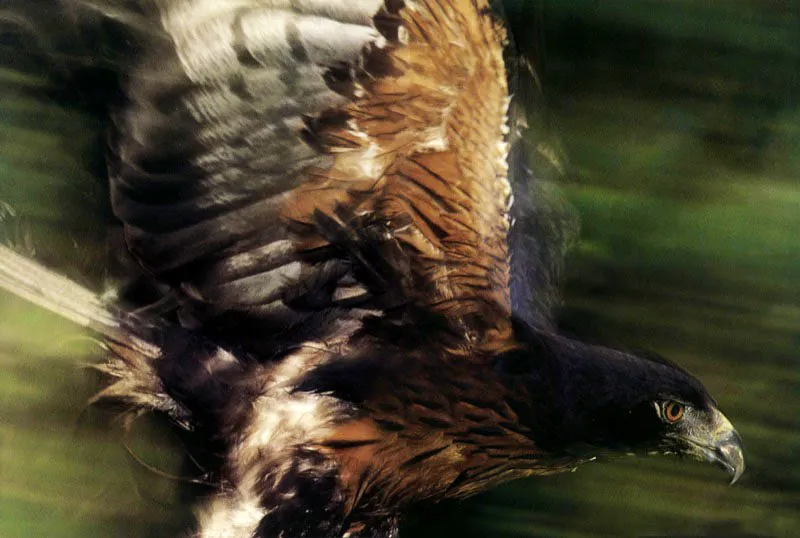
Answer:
top-left (498, 330), bottom-right (670, 458)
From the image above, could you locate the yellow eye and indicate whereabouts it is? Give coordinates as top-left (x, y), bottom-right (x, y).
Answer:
top-left (663, 401), bottom-right (685, 423)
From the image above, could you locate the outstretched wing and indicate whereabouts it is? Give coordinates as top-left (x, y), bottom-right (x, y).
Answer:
top-left (108, 0), bottom-right (514, 355)
top-left (505, 54), bottom-right (578, 332)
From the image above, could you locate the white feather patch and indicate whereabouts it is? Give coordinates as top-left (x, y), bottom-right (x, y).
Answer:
top-left (196, 343), bottom-right (345, 537)
top-left (196, 495), bottom-right (266, 538)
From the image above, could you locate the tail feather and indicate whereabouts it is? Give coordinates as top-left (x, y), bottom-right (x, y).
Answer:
top-left (0, 244), bottom-right (120, 335)
top-left (0, 244), bottom-right (182, 418)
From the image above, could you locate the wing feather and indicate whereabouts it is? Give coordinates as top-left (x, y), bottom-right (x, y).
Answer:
top-left (107, 0), bottom-right (515, 355)
top-left (288, 0), bottom-right (514, 344)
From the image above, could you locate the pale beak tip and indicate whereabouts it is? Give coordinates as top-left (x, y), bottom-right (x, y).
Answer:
top-left (717, 430), bottom-right (745, 485)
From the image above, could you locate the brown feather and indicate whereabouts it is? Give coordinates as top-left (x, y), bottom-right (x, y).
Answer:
top-left (285, 0), bottom-right (513, 351)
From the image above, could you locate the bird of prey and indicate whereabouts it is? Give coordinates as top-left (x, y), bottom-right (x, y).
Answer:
top-left (0, 1), bottom-right (744, 537)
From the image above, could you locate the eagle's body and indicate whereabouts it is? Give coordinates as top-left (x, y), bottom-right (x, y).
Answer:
top-left (0, 1), bottom-right (743, 537)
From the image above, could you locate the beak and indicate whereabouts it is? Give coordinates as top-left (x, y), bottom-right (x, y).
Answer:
top-left (681, 409), bottom-right (745, 485)
top-left (712, 429), bottom-right (745, 485)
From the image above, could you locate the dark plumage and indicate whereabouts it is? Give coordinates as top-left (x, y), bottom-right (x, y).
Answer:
top-left (0, 1), bottom-right (743, 537)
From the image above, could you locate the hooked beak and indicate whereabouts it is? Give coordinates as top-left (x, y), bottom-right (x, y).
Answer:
top-left (682, 409), bottom-right (745, 485)
top-left (711, 429), bottom-right (745, 485)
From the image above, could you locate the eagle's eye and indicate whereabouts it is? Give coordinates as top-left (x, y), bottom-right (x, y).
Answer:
top-left (658, 401), bottom-right (686, 423)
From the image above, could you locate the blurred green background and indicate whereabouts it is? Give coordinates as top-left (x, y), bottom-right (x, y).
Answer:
top-left (1, 1), bottom-right (798, 537)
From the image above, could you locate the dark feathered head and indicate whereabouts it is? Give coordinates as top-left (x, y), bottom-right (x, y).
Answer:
top-left (497, 323), bottom-right (744, 483)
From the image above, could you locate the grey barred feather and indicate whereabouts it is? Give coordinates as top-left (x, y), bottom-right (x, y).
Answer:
top-left (105, 0), bottom-right (396, 354)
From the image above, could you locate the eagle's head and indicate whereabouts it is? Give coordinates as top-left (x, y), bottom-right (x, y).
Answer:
top-left (497, 325), bottom-right (745, 483)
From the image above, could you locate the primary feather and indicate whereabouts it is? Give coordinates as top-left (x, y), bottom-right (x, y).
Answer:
top-left (106, 0), bottom-right (517, 358)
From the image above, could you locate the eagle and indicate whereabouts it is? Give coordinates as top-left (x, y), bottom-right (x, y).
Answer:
top-left (0, 1), bottom-right (744, 537)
